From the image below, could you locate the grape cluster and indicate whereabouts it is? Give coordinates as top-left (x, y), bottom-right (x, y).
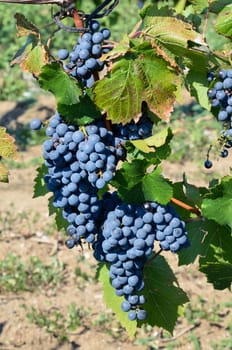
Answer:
top-left (207, 69), bottom-right (232, 128)
top-left (148, 202), bottom-right (189, 252)
top-left (205, 69), bottom-right (232, 168)
top-left (93, 195), bottom-right (189, 321)
top-left (113, 113), bottom-right (153, 142)
top-left (57, 20), bottom-right (111, 87)
top-left (30, 108), bottom-right (189, 322)
top-left (37, 112), bottom-right (124, 247)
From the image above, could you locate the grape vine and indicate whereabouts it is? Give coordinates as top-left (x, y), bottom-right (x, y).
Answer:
top-left (1, 0), bottom-right (232, 337)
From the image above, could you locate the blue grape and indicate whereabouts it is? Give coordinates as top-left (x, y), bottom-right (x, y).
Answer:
top-left (218, 110), bottom-right (228, 121)
top-left (223, 78), bottom-right (232, 90)
top-left (218, 69), bottom-right (227, 80)
top-left (101, 28), bottom-right (111, 39)
top-left (137, 309), bottom-right (147, 321)
top-left (128, 311), bottom-right (137, 321)
top-left (85, 58), bottom-right (97, 70)
top-left (92, 32), bottom-right (104, 44)
top-left (57, 49), bottom-right (69, 60)
top-left (204, 159), bottom-right (213, 169)
top-left (30, 118), bottom-right (42, 130)
top-left (90, 20), bottom-right (100, 32)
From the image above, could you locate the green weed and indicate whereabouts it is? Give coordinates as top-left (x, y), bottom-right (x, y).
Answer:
top-left (211, 321), bottom-right (232, 350)
top-left (0, 254), bottom-right (65, 292)
top-left (184, 297), bottom-right (223, 325)
top-left (24, 303), bottom-right (89, 343)
top-left (0, 205), bottom-right (41, 234)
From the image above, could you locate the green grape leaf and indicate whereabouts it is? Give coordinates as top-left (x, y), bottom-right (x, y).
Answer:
top-left (97, 263), bottom-right (137, 338)
top-left (94, 44), bottom-right (177, 124)
top-left (178, 220), bottom-right (207, 265)
top-left (33, 164), bottom-right (49, 198)
top-left (131, 127), bottom-right (173, 154)
top-left (202, 176), bottom-right (232, 228)
top-left (48, 196), bottom-right (68, 231)
top-left (0, 127), bottom-right (17, 159)
top-left (179, 219), bottom-right (232, 266)
top-left (215, 5), bottom-right (232, 38)
top-left (146, 127), bottom-right (172, 148)
top-left (200, 262), bottom-right (232, 290)
top-left (130, 139), bottom-right (154, 153)
top-left (142, 167), bottom-right (173, 204)
top-left (182, 174), bottom-right (207, 208)
top-left (171, 181), bottom-right (204, 221)
top-left (112, 161), bottom-right (172, 205)
top-left (142, 5), bottom-right (205, 48)
top-left (39, 63), bottom-right (82, 119)
top-left (186, 69), bottom-right (210, 110)
top-left (58, 94), bottom-right (102, 124)
top-left (112, 159), bottom-right (148, 204)
top-left (14, 13), bottom-right (40, 37)
top-left (0, 162), bottom-right (9, 183)
top-left (140, 255), bottom-right (189, 334)
top-left (94, 56), bottom-right (143, 124)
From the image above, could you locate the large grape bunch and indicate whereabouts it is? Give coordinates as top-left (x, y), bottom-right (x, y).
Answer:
top-left (205, 68), bottom-right (232, 168)
top-left (30, 112), bottom-right (124, 247)
top-left (57, 19), bottom-right (111, 87)
top-left (30, 111), bottom-right (189, 322)
top-left (93, 193), bottom-right (189, 321)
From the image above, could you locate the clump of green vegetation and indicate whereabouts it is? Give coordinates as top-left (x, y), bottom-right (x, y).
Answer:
top-left (0, 254), bottom-right (65, 292)
top-left (24, 303), bottom-right (88, 343)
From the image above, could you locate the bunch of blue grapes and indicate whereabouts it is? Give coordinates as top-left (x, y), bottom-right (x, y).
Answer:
top-left (30, 112), bottom-right (189, 322)
top-left (30, 112), bottom-right (124, 247)
top-left (57, 19), bottom-right (111, 87)
top-left (93, 194), bottom-right (189, 321)
top-left (146, 202), bottom-right (189, 252)
top-left (207, 69), bottom-right (232, 129)
top-left (205, 68), bottom-right (232, 168)
top-left (113, 112), bottom-right (153, 143)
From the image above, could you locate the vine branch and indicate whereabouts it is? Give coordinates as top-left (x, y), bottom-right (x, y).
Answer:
top-left (170, 197), bottom-right (201, 217)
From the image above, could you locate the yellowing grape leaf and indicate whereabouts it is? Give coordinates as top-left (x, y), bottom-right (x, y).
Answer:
top-left (0, 127), bottom-right (17, 159)
top-left (11, 41), bottom-right (49, 76)
top-left (21, 44), bottom-right (49, 76)
top-left (14, 13), bottom-right (40, 38)
top-left (141, 5), bottom-right (205, 48)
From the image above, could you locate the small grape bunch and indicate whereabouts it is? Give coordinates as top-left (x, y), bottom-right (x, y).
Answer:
top-left (207, 68), bottom-right (232, 126)
top-left (57, 19), bottom-right (111, 87)
top-left (113, 112), bottom-right (153, 143)
top-left (205, 68), bottom-right (232, 168)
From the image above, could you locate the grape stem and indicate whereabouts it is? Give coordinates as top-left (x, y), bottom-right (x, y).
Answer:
top-left (170, 197), bottom-right (201, 217)
top-left (72, 8), bottom-right (84, 30)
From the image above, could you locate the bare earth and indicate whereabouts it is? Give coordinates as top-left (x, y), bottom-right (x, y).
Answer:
top-left (0, 97), bottom-right (231, 350)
